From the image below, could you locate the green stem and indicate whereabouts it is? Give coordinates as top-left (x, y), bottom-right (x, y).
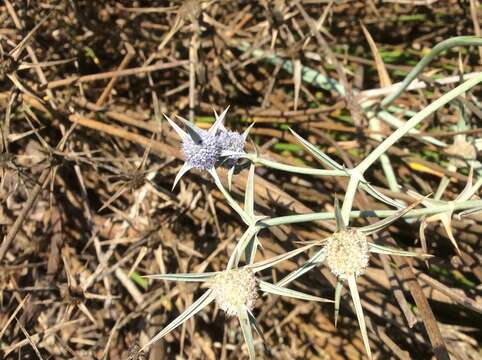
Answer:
top-left (340, 174), bottom-right (361, 226)
top-left (260, 199), bottom-right (482, 227)
top-left (358, 73), bottom-right (482, 175)
top-left (210, 169), bottom-right (251, 225)
top-left (381, 36), bottom-right (482, 107)
top-left (251, 155), bottom-right (347, 177)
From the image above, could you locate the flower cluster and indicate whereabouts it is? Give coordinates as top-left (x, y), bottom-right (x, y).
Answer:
top-left (324, 229), bottom-right (369, 279)
top-left (182, 129), bottom-right (221, 170)
top-left (209, 268), bottom-right (258, 317)
top-left (165, 107), bottom-right (250, 188)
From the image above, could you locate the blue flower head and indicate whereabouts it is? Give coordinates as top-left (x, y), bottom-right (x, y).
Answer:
top-left (165, 106), bottom-right (253, 189)
top-left (217, 130), bottom-right (245, 168)
top-left (182, 129), bottom-right (221, 170)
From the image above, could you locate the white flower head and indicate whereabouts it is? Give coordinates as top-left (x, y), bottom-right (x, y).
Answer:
top-left (324, 229), bottom-right (369, 279)
top-left (209, 267), bottom-right (258, 317)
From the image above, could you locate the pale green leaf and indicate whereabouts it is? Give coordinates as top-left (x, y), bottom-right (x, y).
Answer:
top-left (144, 272), bottom-right (216, 282)
top-left (289, 128), bottom-right (343, 170)
top-left (360, 182), bottom-right (404, 209)
top-left (334, 198), bottom-right (346, 231)
top-left (368, 243), bottom-right (431, 258)
top-left (347, 276), bottom-right (372, 360)
top-left (276, 248), bottom-right (326, 287)
top-left (334, 278), bottom-right (344, 328)
top-left (141, 289), bottom-right (214, 351)
top-left (237, 306), bottom-right (256, 360)
top-left (164, 113), bottom-right (187, 140)
top-left (245, 163), bottom-right (255, 218)
top-left (259, 280), bottom-right (333, 303)
top-left (247, 243), bottom-right (315, 273)
top-left (360, 196), bottom-right (424, 235)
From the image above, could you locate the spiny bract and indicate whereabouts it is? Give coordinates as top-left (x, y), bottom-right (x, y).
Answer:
top-left (209, 268), bottom-right (258, 317)
top-left (324, 229), bottom-right (369, 279)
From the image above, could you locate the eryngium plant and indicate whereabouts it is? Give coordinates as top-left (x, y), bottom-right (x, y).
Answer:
top-left (141, 39), bottom-right (482, 359)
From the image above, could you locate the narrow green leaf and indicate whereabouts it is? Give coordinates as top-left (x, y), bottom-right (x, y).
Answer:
top-left (381, 36), bottom-right (482, 107)
top-left (289, 128), bottom-right (343, 170)
top-left (347, 276), bottom-right (372, 360)
top-left (368, 242), bottom-right (431, 258)
top-left (227, 228), bottom-right (256, 270)
top-left (259, 280), bottom-right (333, 303)
top-left (140, 289), bottom-right (214, 351)
top-left (360, 196), bottom-right (425, 235)
top-left (247, 243), bottom-right (315, 273)
top-left (334, 198), bottom-right (346, 231)
top-left (244, 234), bottom-right (260, 265)
top-left (276, 248), bottom-right (326, 287)
top-left (360, 182), bottom-right (404, 209)
top-left (245, 163), bottom-right (255, 218)
top-left (334, 278), bottom-right (344, 328)
top-left (237, 307), bottom-right (256, 360)
top-left (359, 72), bottom-right (482, 174)
top-left (209, 168), bottom-right (250, 225)
top-left (144, 272), bottom-right (216, 282)
top-left (130, 271), bottom-right (148, 290)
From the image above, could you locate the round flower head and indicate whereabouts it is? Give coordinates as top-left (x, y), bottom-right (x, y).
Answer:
top-left (209, 268), bottom-right (258, 317)
top-left (182, 129), bottom-right (221, 170)
top-left (324, 229), bottom-right (369, 279)
top-left (217, 130), bottom-right (245, 168)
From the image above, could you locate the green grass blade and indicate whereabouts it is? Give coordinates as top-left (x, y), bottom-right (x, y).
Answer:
top-left (130, 271), bottom-right (148, 290)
